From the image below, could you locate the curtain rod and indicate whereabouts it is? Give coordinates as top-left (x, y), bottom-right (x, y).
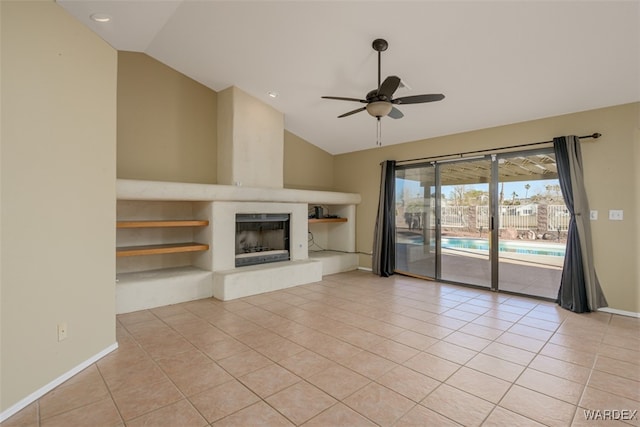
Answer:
top-left (394, 132), bottom-right (601, 165)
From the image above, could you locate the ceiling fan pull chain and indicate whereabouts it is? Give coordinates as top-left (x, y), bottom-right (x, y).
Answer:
top-left (377, 117), bottom-right (382, 146)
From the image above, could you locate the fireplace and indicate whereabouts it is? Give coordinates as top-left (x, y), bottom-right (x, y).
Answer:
top-left (235, 213), bottom-right (290, 267)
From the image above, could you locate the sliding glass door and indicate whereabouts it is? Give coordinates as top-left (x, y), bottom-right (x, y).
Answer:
top-left (395, 164), bottom-right (436, 278)
top-left (496, 151), bottom-right (565, 299)
top-left (394, 148), bottom-right (567, 299)
top-left (439, 158), bottom-right (492, 288)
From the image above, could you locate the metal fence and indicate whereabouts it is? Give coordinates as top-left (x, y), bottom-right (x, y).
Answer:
top-left (399, 204), bottom-right (570, 231)
top-left (547, 205), bottom-right (570, 231)
top-left (441, 206), bottom-right (468, 228)
top-left (440, 205), bottom-right (569, 231)
top-left (475, 206), bottom-right (538, 230)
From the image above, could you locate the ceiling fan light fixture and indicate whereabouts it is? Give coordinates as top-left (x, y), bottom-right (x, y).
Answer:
top-left (366, 101), bottom-right (392, 118)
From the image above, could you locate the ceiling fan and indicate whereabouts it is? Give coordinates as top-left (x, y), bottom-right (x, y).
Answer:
top-left (322, 38), bottom-right (445, 123)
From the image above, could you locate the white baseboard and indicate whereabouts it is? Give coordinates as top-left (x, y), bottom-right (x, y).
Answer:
top-left (0, 342), bottom-right (118, 423)
top-left (598, 307), bottom-right (640, 318)
top-left (357, 266), bottom-right (373, 272)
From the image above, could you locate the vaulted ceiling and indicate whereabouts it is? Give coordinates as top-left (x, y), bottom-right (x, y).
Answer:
top-left (58, 1), bottom-right (639, 155)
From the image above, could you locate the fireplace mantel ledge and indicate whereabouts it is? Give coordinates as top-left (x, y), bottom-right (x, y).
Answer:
top-left (117, 179), bottom-right (361, 205)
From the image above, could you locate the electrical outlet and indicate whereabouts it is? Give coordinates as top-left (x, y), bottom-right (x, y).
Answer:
top-left (590, 210), bottom-right (598, 220)
top-left (58, 322), bottom-right (68, 341)
top-left (609, 210), bottom-right (624, 221)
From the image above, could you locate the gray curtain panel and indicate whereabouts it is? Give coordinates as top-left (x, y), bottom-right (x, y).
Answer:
top-left (373, 160), bottom-right (396, 276)
top-left (553, 136), bottom-right (608, 312)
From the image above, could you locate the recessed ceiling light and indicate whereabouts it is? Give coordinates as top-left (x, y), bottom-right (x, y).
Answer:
top-left (90, 13), bottom-right (112, 23)
top-left (267, 91), bottom-right (278, 98)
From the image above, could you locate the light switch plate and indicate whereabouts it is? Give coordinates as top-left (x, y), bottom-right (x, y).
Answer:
top-left (590, 210), bottom-right (598, 220)
top-left (609, 210), bottom-right (623, 220)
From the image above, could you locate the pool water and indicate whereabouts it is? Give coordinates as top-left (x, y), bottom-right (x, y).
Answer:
top-left (441, 237), bottom-right (565, 257)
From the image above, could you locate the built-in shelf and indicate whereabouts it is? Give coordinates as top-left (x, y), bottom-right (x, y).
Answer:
top-left (117, 220), bottom-right (209, 228)
top-left (114, 181), bottom-right (360, 311)
top-left (308, 218), bottom-right (347, 224)
top-left (116, 242), bottom-right (209, 257)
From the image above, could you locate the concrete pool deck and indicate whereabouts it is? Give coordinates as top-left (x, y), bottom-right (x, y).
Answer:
top-left (396, 243), bottom-right (563, 300)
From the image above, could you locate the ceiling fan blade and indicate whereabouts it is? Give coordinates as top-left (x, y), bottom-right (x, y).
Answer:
top-left (322, 96), bottom-right (367, 103)
top-left (338, 107), bottom-right (366, 118)
top-left (392, 94), bottom-right (445, 105)
top-left (377, 76), bottom-right (401, 100)
top-left (388, 107), bottom-right (404, 119)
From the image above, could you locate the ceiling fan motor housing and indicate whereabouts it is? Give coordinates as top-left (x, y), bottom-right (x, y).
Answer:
top-left (366, 89), bottom-right (380, 101)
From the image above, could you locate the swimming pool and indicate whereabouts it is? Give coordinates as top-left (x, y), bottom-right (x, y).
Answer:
top-left (441, 237), bottom-right (565, 257)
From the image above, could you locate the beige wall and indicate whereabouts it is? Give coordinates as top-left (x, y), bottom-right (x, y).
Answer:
top-left (217, 86), bottom-right (284, 188)
top-left (1, 0), bottom-right (117, 412)
top-left (117, 54), bottom-right (330, 191)
top-left (335, 103), bottom-right (640, 313)
top-left (284, 131), bottom-right (334, 191)
top-left (117, 52), bottom-right (217, 184)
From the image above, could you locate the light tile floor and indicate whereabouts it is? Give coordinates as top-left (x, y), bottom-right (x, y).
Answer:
top-left (2, 271), bottom-right (639, 426)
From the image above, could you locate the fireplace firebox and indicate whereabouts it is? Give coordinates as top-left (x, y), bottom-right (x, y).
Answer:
top-left (235, 213), bottom-right (290, 267)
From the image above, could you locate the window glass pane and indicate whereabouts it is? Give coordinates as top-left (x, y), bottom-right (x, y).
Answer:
top-left (439, 158), bottom-right (492, 288)
top-left (497, 151), bottom-right (565, 298)
top-left (395, 165), bottom-right (436, 278)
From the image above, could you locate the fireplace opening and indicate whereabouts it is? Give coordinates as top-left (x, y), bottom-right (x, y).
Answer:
top-left (235, 213), bottom-right (290, 267)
